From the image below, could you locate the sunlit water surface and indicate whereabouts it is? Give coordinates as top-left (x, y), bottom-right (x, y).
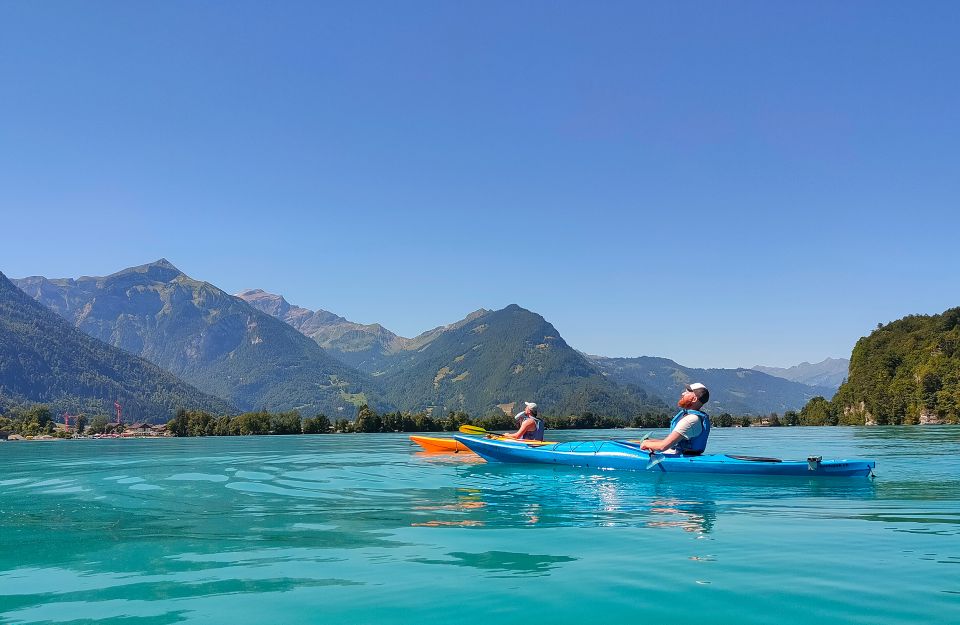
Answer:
top-left (1, 427), bottom-right (958, 624)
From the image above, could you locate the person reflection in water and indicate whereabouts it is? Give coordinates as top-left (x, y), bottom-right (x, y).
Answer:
top-left (646, 498), bottom-right (716, 534)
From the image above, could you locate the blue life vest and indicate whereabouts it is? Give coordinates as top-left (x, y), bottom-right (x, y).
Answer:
top-left (670, 409), bottom-right (710, 455)
top-left (517, 415), bottom-right (546, 441)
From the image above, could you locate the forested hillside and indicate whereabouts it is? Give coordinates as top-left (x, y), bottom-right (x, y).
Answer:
top-left (373, 305), bottom-right (665, 418)
top-left (815, 309), bottom-right (960, 425)
top-left (14, 260), bottom-right (386, 416)
top-left (0, 271), bottom-right (234, 421)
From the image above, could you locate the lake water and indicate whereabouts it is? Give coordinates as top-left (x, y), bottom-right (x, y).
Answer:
top-left (1, 427), bottom-right (958, 624)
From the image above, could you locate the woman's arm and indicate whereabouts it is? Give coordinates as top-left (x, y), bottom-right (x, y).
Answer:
top-left (503, 418), bottom-right (536, 439)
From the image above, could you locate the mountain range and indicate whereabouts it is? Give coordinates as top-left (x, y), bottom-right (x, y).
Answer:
top-left (13, 260), bottom-right (382, 417)
top-left (752, 358), bottom-right (849, 389)
top-left (8, 259), bottom-right (841, 420)
top-left (237, 290), bottom-right (664, 417)
top-left (589, 355), bottom-right (837, 416)
top-left (0, 270), bottom-right (233, 420)
top-left (234, 288), bottom-right (480, 373)
top-left (238, 288), bottom-right (835, 416)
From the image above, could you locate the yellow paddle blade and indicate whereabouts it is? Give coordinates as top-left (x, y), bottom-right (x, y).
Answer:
top-left (458, 425), bottom-right (488, 435)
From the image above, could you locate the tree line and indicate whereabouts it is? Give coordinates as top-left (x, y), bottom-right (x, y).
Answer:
top-left (162, 405), bottom-right (817, 437)
top-left (0, 405), bottom-right (141, 437)
top-left (0, 403), bottom-right (873, 440)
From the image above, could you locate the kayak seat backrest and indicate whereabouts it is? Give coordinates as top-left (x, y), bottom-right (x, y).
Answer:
top-left (726, 455), bottom-right (782, 463)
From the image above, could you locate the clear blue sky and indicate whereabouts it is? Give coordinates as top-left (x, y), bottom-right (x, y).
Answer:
top-left (2, 1), bottom-right (958, 369)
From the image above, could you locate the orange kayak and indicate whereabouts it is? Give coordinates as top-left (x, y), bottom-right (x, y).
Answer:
top-left (410, 435), bottom-right (473, 452)
top-left (410, 435), bottom-right (553, 453)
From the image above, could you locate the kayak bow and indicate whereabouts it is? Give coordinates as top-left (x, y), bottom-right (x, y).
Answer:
top-left (411, 434), bottom-right (556, 453)
top-left (410, 435), bottom-right (472, 453)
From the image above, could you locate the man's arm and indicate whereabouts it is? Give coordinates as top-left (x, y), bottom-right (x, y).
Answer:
top-left (640, 430), bottom-right (683, 451)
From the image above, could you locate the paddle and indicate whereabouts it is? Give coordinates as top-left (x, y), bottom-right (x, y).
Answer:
top-left (646, 452), bottom-right (665, 470)
top-left (616, 432), bottom-right (652, 447)
top-left (632, 432), bottom-right (667, 469)
top-left (458, 424), bottom-right (552, 446)
top-left (614, 433), bottom-right (664, 470)
top-left (458, 424), bottom-right (500, 436)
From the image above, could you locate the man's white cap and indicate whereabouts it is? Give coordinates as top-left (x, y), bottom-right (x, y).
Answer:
top-left (524, 402), bottom-right (538, 410)
top-left (685, 383), bottom-right (709, 403)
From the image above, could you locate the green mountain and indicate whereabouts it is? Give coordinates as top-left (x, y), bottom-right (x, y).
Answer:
top-left (752, 357), bottom-right (849, 389)
top-left (589, 355), bottom-right (836, 415)
top-left (241, 295), bottom-right (664, 417)
top-left (240, 288), bottom-right (835, 418)
top-left (826, 308), bottom-right (960, 425)
top-left (374, 305), bottom-right (664, 417)
top-left (0, 270), bottom-right (233, 421)
top-left (13, 261), bottom-right (384, 417)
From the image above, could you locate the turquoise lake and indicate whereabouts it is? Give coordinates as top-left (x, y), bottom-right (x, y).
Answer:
top-left (1, 426), bottom-right (958, 624)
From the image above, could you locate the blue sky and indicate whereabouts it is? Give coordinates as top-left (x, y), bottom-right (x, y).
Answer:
top-left (1, 1), bottom-right (958, 368)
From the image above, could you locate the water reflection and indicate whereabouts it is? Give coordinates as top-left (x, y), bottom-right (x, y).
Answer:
top-left (450, 463), bottom-right (880, 533)
top-left (3, 432), bottom-right (957, 625)
top-left (410, 488), bottom-right (488, 527)
top-left (408, 550), bottom-right (577, 577)
top-left (413, 450), bottom-right (484, 464)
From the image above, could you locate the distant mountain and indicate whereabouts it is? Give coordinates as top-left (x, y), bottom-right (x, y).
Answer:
top-left (826, 308), bottom-right (960, 425)
top-left (14, 261), bottom-right (385, 417)
top-left (752, 358), bottom-right (849, 389)
top-left (241, 290), bottom-right (665, 418)
top-left (373, 305), bottom-right (665, 417)
top-left (589, 355), bottom-right (837, 415)
top-left (236, 289), bottom-right (489, 372)
top-left (0, 270), bottom-right (233, 422)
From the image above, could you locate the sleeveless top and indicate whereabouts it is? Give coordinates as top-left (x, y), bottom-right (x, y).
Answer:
top-left (515, 413), bottom-right (546, 441)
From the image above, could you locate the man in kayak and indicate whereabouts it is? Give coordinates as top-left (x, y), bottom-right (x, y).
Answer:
top-left (502, 401), bottom-right (546, 441)
top-left (640, 383), bottom-right (710, 456)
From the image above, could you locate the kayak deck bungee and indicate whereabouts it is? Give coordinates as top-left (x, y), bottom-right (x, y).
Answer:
top-left (453, 436), bottom-right (875, 477)
top-left (410, 434), bottom-right (556, 453)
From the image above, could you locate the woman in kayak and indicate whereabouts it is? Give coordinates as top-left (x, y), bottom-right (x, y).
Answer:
top-left (502, 401), bottom-right (545, 441)
top-left (641, 383), bottom-right (710, 456)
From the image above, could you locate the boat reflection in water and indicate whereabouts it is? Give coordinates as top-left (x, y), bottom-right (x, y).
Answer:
top-left (445, 463), bottom-right (876, 533)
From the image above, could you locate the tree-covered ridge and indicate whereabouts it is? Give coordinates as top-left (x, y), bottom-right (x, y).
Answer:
top-left (372, 305), bottom-right (665, 418)
top-left (824, 308), bottom-right (960, 425)
top-left (13, 260), bottom-right (386, 416)
top-left (589, 355), bottom-right (836, 415)
top-left (240, 289), bottom-right (664, 417)
top-left (0, 271), bottom-right (234, 422)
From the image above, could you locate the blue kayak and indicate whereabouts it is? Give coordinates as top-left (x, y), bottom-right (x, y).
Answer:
top-left (453, 436), bottom-right (876, 477)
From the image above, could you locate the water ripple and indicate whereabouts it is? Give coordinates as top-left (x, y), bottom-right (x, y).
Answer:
top-left (2, 429), bottom-right (959, 624)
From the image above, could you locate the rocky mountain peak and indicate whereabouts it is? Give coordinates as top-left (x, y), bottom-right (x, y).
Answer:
top-left (105, 259), bottom-right (185, 284)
